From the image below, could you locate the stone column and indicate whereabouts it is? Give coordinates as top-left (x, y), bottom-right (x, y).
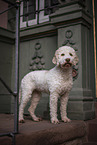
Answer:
top-left (50, 0), bottom-right (95, 120)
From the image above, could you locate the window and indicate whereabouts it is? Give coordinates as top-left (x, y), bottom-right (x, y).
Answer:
top-left (20, 0), bottom-right (59, 28)
top-left (44, 0), bottom-right (59, 15)
top-left (20, 0), bottom-right (38, 28)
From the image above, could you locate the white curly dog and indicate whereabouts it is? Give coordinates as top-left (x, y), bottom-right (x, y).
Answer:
top-left (19, 46), bottom-right (79, 124)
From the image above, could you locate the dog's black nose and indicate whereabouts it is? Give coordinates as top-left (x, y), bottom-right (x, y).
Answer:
top-left (66, 58), bottom-right (70, 62)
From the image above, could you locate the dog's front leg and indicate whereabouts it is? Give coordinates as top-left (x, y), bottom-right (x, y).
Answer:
top-left (50, 92), bottom-right (59, 124)
top-left (60, 93), bottom-right (71, 123)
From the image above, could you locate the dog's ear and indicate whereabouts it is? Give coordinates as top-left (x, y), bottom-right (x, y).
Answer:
top-left (73, 54), bottom-right (79, 66)
top-left (52, 55), bottom-right (57, 64)
top-left (52, 49), bottom-right (60, 65)
top-left (52, 49), bottom-right (58, 64)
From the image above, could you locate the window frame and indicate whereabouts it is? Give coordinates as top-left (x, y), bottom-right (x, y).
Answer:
top-left (39, 0), bottom-right (49, 24)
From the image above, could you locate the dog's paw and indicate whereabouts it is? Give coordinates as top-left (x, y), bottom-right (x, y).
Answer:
top-left (33, 117), bottom-right (42, 122)
top-left (51, 118), bottom-right (59, 124)
top-left (19, 119), bottom-right (25, 123)
top-left (62, 117), bottom-right (71, 123)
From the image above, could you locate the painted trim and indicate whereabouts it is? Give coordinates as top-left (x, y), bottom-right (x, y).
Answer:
top-left (20, 29), bottom-right (57, 42)
top-left (39, 0), bottom-right (49, 23)
top-left (20, 2), bottom-right (26, 28)
top-left (28, 0), bottom-right (38, 26)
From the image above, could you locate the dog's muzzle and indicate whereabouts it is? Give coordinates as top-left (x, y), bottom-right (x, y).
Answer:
top-left (61, 62), bottom-right (72, 68)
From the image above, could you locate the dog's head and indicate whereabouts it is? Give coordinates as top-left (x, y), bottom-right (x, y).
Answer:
top-left (52, 46), bottom-right (79, 69)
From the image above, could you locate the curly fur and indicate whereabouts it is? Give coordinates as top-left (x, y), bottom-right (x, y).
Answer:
top-left (19, 46), bottom-right (79, 124)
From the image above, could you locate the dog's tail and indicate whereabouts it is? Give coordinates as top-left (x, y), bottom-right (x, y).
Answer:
top-left (19, 86), bottom-right (22, 104)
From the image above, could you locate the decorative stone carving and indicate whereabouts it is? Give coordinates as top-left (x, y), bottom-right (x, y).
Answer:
top-left (63, 30), bottom-right (76, 48)
top-left (29, 43), bottom-right (45, 71)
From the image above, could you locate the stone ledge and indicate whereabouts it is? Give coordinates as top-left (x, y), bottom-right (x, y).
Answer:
top-left (0, 114), bottom-right (87, 145)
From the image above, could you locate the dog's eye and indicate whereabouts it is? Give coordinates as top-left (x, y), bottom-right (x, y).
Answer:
top-left (69, 53), bottom-right (73, 56)
top-left (61, 53), bottom-right (65, 56)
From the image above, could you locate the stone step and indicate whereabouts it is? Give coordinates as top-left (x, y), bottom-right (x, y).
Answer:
top-left (87, 119), bottom-right (97, 143)
top-left (0, 114), bottom-right (87, 145)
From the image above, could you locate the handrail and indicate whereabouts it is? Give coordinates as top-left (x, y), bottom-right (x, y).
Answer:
top-left (0, 77), bottom-right (16, 97)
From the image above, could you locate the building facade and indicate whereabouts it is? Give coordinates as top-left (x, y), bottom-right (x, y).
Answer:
top-left (0, 0), bottom-right (96, 120)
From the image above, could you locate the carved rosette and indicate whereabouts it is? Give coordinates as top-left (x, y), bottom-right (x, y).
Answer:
top-left (29, 43), bottom-right (45, 71)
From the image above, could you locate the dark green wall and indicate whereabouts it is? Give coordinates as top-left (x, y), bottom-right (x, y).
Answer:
top-left (0, 27), bottom-right (15, 113)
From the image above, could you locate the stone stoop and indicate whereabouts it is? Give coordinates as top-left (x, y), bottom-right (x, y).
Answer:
top-left (0, 114), bottom-right (87, 145)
